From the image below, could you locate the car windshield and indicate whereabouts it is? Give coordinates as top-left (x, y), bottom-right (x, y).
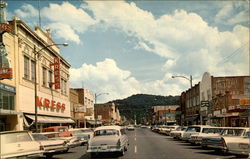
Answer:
top-left (94, 129), bottom-right (119, 136)
top-left (32, 134), bottom-right (49, 141)
top-left (1, 132), bottom-right (32, 144)
top-left (244, 131), bottom-right (250, 138)
top-left (186, 127), bottom-right (200, 132)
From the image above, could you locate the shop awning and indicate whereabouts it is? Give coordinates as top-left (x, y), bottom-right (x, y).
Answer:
top-left (87, 120), bottom-right (102, 125)
top-left (25, 114), bottom-right (75, 124)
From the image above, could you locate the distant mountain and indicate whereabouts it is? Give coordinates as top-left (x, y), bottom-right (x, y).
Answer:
top-left (109, 94), bottom-right (180, 124)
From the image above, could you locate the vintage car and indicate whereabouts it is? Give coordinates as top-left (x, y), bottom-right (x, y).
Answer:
top-left (127, 125), bottom-right (135, 131)
top-left (32, 133), bottom-right (69, 158)
top-left (162, 125), bottom-right (181, 136)
top-left (0, 131), bottom-right (44, 159)
top-left (42, 131), bottom-right (83, 150)
top-left (222, 129), bottom-right (250, 157)
top-left (201, 127), bottom-right (247, 151)
top-left (189, 127), bottom-right (224, 145)
top-left (182, 125), bottom-right (212, 141)
top-left (43, 126), bottom-right (72, 137)
top-left (78, 128), bottom-right (94, 140)
top-left (69, 128), bottom-right (89, 145)
top-left (170, 127), bottom-right (187, 140)
top-left (87, 125), bottom-right (129, 158)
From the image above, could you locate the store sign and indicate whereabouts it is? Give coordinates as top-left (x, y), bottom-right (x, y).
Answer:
top-left (213, 110), bottom-right (221, 116)
top-left (228, 106), bottom-right (235, 110)
top-left (0, 67), bottom-right (12, 79)
top-left (0, 23), bottom-right (14, 34)
top-left (0, 82), bottom-right (15, 93)
top-left (240, 99), bottom-right (250, 106)
top-left (74, 106), bottom-right (86, 113)
top-left (222, 108), bottom-right (227, 114)
top-left (36, 96), bottom-right (65, 111)
top-left (50, 57), bottom-right (60, 89)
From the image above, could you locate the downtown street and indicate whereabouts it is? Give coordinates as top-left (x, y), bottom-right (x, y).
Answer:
top-left (45, 127), bottom-right (245, 159)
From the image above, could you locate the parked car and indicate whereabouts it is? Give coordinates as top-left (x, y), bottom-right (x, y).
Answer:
top-left (32, 133), bottom-right (69, 158)
top-left (182, 125), bottom-right (212, 141)
top-left (78, 128), bottom-right (94, 140)
top-left (42, 131), bottom-right (83, 150)
top-left (87, 125), bottom-right (129, 158)
top-left (0, 131), bottom-right (44, 159)
top-left (162, 125), bottom-right (181, 136)
top-left (69, 128), bottom-right (89, 145)
top-left (127, 125), bottom-right (135, 131)
top-left (189, 127), bottom-right (224, 145)
top-left (170, 127), bottom-right (187, 140)
top-left (43, 126), bottom-right (72, 137)
top-left (222, 129), bottom-right (250, 157)
top-left (201, 127), bottom-right (247, 151)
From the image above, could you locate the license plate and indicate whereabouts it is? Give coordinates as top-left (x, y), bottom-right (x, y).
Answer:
top-left (101, 145), bottom-right (108, 150)
top-left (239, 143), bottom-right (249, 149)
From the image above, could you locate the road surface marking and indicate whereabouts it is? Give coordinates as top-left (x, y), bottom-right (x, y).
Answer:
top-left (134, 145), bottom-right (137, 153)
top-left (134, 137), bottom-right (136, 141)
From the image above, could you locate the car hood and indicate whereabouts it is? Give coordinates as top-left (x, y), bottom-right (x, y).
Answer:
top-left (89, 136), bottom-right (120, 146)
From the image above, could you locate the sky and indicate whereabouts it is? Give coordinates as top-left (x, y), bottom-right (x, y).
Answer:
top-left (6, 0), bottom-right (250, 103)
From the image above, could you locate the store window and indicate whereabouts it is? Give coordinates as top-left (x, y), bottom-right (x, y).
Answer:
top-left (24, 56), bottom-right (30, 79)
top-left (0, 91), bottom-right (15, 110)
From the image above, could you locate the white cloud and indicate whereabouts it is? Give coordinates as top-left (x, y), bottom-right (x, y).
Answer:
top-left (85, 1), bottom-right (249, 77)
top-left (70, 59), bottom-right (183, 102)
top-left (14, 4), bottom-right (38, 18)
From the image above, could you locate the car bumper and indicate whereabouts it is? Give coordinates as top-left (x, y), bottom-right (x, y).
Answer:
top-left (2, 151), bottom-right (44, 159)
top-left (87, 148), bottom-right (122, 153)
top-left (68, 141), bottom-right (84, 148)
top-left (45, 147), bottom-right (68, 153)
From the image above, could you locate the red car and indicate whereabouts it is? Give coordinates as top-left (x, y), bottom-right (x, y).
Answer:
top-left (43, 126), bottom-right (72, 137)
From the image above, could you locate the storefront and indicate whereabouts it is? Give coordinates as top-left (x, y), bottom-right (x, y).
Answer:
top-left (0, 82), bottom-right (19, 131)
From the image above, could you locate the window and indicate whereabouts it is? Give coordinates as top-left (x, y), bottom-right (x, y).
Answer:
top-left (31, 60), bottom-right (35, 82)
top-left (24, 56), bottom-right (30, 79)
top-left (42, 67), bottom-right (47, 87)
top-left (60, 78), bottom-right (67, 95)
top-left (0, 91), bottom-right (15, 110)
top-left (49, 70), bottom-right (53, 88)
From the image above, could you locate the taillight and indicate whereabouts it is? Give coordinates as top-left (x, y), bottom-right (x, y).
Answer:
top-left (40, 145), bottom-right (44, 150)
top-left (70, 133), bottom-right (73, 137)
top-left (221, 137), bottom-right (226, 148)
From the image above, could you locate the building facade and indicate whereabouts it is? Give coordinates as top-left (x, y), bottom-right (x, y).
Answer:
top-left (151, 105), bottom-right (180, 124)
top-left (94, 103), bottom-right (121, 125)
top-left (1, 17), bottom-right (74, 131)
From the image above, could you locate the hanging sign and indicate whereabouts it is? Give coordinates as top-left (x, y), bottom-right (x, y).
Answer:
top-left (50, 57), bottom-right (61, 89)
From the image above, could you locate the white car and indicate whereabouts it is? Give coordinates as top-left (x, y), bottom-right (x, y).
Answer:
top-left (87, 126), bottom-right (129, 158)
top-left (32, 133), bottom-right (69, 158)
top-left (170, 127), bottom-right (187, 140)
top-left (127, 125), bottom-right (135, 131)
top-left (189, 127), bottom-right (224, 145)
top-left (0, 131), bottom-right (44, 159)
top-left (222, 129), bottom-right (250, 157)
top-left (182, 125), bottom-right (212, 141)
top-left (162, 125), bottom-right (181, 136)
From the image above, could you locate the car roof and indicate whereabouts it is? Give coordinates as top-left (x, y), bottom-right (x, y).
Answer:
top-left (94, 125), bottom-right (122, 131)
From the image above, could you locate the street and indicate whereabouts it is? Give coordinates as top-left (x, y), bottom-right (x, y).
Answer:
top-left (45, 128), bottom-right (246, 159)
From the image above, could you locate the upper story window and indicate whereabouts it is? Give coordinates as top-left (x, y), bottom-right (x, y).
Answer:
top-left (24, 56), bottom-right (30, 79)
top-left (31, 60), bottom-right (35, 82)
top-left (42, 67), bottom-right (47, 87)
top-left (61, 78), bottom-right (67, 95)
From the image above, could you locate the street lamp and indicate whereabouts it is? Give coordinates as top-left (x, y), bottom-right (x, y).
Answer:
top-left (34, 43), bottom-right (68, 132)
top-left (172, 75), bottom-right (192, 88)
top-left (94, 92), bottom-right (109, 127)
top-left (172, 75), bottom-right (193, 126)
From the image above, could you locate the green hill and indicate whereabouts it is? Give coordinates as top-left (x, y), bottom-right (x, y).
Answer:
top-left (109, 94), bottom-right (180, 124)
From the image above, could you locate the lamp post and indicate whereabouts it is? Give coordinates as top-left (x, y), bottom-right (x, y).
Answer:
top-left (94, 92), bottom-right (109, 127)
top-left (34, 43), bottom-right (68, 133)
top-left (172, 75), bottom-right (193, 125)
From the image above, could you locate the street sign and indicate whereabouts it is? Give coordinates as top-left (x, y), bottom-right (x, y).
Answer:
top-left (201, 101), bottom-right (209, 107)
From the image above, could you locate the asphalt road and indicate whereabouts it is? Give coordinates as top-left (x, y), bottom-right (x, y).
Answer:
top-left (46, 128), bottom-right (248, 159)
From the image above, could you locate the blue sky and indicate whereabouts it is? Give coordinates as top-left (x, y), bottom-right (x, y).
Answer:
top-left (6, 0), bottom-right (249, 102)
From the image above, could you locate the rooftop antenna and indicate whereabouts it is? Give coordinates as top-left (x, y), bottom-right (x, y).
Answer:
top-left (38, 0), bottom-right (41, 27)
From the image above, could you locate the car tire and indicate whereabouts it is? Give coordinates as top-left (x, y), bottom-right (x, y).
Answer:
top-left (90, 153), bottom-right (96, 159)
top-left (119, 147), bottom-right (125, 156)
top-left (62, 148), bottom-right (69, 153)
top-left (45, 153), bottom-right (53, 158)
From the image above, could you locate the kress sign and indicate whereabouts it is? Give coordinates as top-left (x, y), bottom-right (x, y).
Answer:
top-left (36, 96), bottom-right (66, 111)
